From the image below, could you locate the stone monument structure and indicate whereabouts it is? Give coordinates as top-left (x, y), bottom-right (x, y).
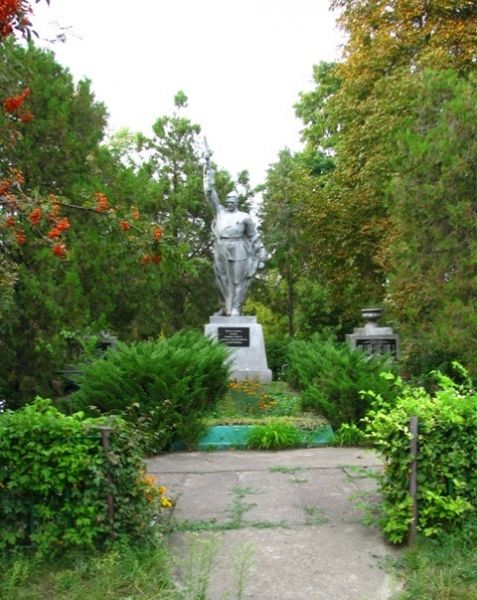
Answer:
top-left (203, 140), bottom-right (272, 382)
top-left (346, 308), bottom-right (399, 358)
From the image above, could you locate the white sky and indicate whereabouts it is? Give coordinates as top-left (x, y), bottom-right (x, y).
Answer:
top-left (32, 0), bottom-right (344, 188)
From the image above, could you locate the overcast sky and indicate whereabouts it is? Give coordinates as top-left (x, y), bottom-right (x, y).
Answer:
top-left (32, 0), bottom-right (344, 188)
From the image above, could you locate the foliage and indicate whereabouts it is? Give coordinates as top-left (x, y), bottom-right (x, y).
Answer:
top-left (289, 1), bottom-right (477, 329)
top-left (285, 333), bottom-right (397, 429)
top-left (0, 39), bottom-right (107, 195)
top-left (264, 334), bottom-right (290, 380)
top-left (384, 70), bottom-right (477, 380)
top-left (365, 368), bottom-right (477, 544)
top-left (395, 516), bottom-right (477, 600)
top-left (333, 422), bottom-right (367, 447)
top-left (259, 145), bottom-right (342, 337)
top-left (0, 398), bottom-right (172, 555)
top-left (0, 0), bottom-right (43, 40)
top-left (247, 421), bottom-right (303, 450)
top-left (70, 331), bottom-right (230, 453)
top-left (0, 541), bottom-right (178, 599)
top-left (0, 45), bottom-right (240, 407)
top-left (0, 42), bottom-right (170, 406)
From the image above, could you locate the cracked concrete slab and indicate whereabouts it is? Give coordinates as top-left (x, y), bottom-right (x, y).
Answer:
top-left (147, 448), bottom-right (401, 600)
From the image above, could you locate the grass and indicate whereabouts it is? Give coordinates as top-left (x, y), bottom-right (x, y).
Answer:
top-left (269, 465), bottom-right (305, 474)
top-left (0, 541), bottom-right (178, 600)
top-left (303, 505), bottom-right (328, 526)
top-left (394, 518), bottom-right (477, 600)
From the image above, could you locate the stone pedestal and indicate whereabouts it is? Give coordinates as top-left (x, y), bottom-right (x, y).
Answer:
top-left (346, 308), bottom-right (399, 358)
top-left (205, 315), bottom-right (272, 382)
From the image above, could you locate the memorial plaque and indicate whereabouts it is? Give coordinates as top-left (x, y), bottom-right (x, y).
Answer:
top-left (356, 338), bottom-right (397, 357)
top-left (218, 327), bottom-right (250, 347)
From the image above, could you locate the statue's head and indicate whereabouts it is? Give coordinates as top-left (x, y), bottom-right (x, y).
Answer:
top-left (225, 192), bottom-right (238, 212)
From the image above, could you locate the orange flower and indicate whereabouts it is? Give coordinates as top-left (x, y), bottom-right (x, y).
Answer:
top-left (20, 111), bottom-right (33, 123)
top-left (52, 243), bottom-right (67, 257)
top-left (47, 227), bottom-right (61, 239)
top-left (0, 179), bottom-right (10, 195)
top-left (3, 88), bottom-right (30, 113)
top-left (119, 220), bottom-right (131, 231)
top-left (15, 230), bottom-right (26, 245)
top-left (152, 254), bottom-right (162, 264)
top-left (153, 227), bottom-right (163, 241)
top-left (10, 168), bottom-right (25, 184)
top-left (6, 216), bottom-right (15, 228)
top-left (28, 208), bottom-right (42, 225)
top-left (140, 254), bottom-right (153, 265)
top-left (56, 216), bottom-right (70, 232)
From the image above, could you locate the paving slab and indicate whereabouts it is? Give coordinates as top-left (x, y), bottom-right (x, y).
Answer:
top-left (147, 448), bottom-right (401, 600)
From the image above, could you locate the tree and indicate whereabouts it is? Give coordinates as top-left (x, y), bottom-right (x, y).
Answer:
top-left (0, 40), bottom-right (169, 404)
top-left (258, 148), bottom-right (342, 337)
top-left (384, 70), bottom-right (477, 376)
top-left (292, 1), bottom-right (477, 327)
top-left (0, 39), bottom-right (108, 195)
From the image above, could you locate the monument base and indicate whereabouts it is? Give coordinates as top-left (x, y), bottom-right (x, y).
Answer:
top-left (205, 315), bottom-right (272, 383)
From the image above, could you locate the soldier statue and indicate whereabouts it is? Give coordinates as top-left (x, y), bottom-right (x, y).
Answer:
top-left (203, 140), bottom-right (267, 316)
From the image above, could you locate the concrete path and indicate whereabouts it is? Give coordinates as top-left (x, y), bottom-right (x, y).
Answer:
top-left (147, 448), bottom-right (401, 600)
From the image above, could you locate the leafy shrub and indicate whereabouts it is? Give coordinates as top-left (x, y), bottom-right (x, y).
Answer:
top-left (247, 421), bottom-right (303, 450)
top-left (69, 331), bottom-right (230, 452)
top-left (285, 333), bottom-right (398, 429)
top-left (402, 348), bottom-right (470, 391)
top-left (365, 367), bottom-right (477, 544)
top-left (0, 398), bottom-right (171, 555)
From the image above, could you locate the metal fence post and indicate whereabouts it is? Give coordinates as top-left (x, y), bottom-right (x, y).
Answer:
top-left (100, 427), bottom-right (115, 535)
top-left (409, 416), bottom-right (419, 545)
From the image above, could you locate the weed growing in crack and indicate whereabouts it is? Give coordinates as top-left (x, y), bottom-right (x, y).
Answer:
top-left (303, 505), bottom-right (328, 526)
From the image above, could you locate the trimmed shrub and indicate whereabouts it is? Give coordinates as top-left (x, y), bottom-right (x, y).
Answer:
top-left (0, 398), bottom-right (171, 555)
top-left (365, 368), bottom-right (477, 544)
top-left (285, 333), bottom-right (397, 429)
top-left (69, 331), bottom-right (230, 452)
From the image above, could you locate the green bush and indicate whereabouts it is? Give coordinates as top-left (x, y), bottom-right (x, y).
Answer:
top-left (247, 421), bottom-right (303, 450)
top-left (365, 367), bottom-right (477, 544)
top-left (265, 335), bottom-right (291, 380)
top-left (69, 331), bottom-right (230, 452)
top-left (0, 398), bottom-right (169, 556)
top-left (285, 333), bottom-right (397, 429)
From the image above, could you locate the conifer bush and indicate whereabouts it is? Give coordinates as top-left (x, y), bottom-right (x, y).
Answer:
top-left (285, 333), bottom-right (397, 429)
top-left (70, 331), bottom-right (230, 452)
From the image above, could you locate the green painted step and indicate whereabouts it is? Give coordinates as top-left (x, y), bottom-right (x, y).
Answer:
top-left (198, 424), bottom-right (335, 450)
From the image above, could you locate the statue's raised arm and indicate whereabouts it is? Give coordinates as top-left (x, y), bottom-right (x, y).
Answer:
top-left (203, 138), bottom-right (220, 213)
